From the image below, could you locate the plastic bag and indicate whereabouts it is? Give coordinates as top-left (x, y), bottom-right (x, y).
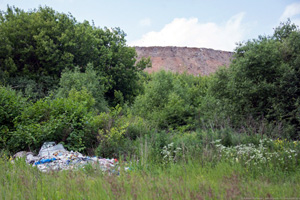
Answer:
top-left (38, 142), bottom-right (67, 157)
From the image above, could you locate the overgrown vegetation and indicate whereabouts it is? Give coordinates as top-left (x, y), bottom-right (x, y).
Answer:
top-left (206, 20), bottom-right (300, 138)
top-left (0, 6), bottom-right (300, 199)
top-left (0, 6), bottom-right (150, 105)
top-left (0, 138), bottom-right (299, 199)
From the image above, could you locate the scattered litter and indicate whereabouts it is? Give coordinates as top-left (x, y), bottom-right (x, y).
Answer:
top-left (13, 142), bottom-right (128, 173)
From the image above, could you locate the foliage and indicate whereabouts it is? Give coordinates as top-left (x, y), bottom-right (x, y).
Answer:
top-left (133, 71), bottom-right (208, 128)
top-left (125, 115), bottom-right (153, 140)
top-left (161, 142), bottom-right (182, 165)
top-left (0, 6), bottom-right (150, 103)
top-left (0, 6), bottom-right (78, 97)
top-left (92, 27), bottom-right (151, 105)
top-left (208, 20), bottom-right (300, 138)
top-left (214, 138), bottom-right (300, 175)
top-left (92, 106), bottom-right (129, 157)
top-left (9, 89), bottom-right (96, 153)
top-left (0, 86), bottom-right (26, 149)
top-left (55, 64), bottom-right (107, 112)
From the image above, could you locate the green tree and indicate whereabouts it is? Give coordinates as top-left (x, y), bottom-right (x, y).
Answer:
top-left (209, 20), bottom-right (300, 138)
top-left (0, 6), bottom-right (150, 103)
top-left (56, 63), bottom-right (107, 112)
top-left (133, 71), bottom-right (208, 128)
top-left (0, 86), bottom-right (26, 149)
top-left (0, 6), bottom-right (78, 96)
top-left (10, 89), bottom-right (97, 153)
top-left (92, 27), bottom-right (151, 105)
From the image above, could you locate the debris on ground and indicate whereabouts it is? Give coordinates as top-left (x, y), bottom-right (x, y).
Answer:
top-left (13, 142), bottom-right (127, 173)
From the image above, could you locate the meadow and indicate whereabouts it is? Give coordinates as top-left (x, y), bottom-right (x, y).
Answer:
top-left (1, 135), bottom-right (299, 200)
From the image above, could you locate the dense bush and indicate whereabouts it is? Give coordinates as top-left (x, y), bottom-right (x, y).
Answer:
top-left (0, 6), bottom-right (150, 104)
top-left (91, 106), bottom-right (154, 157)
top-left (133, 71), bottom-right (208, 129)
top-left (0, 86), bottom-right (26, 149)
top-left (206, 20), bottom-right (300, 138)
top-left (9, 89), bottom-right (96, 153)
top-left (92, 106), bottom-right (129, 157)
top-left (55, 64), bottom-right (107, 112)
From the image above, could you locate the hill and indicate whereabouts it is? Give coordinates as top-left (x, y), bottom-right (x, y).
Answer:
top-left (135, 46), bottom-right (233, 76)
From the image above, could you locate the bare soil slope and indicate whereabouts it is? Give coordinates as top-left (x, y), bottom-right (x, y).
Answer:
top-left (135, 46), bottom-right (233, 76)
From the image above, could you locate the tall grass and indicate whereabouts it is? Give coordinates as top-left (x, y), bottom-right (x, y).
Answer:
top-left (1, 128), bottom-right (299, 199)
top-left (0, 155), bottom-right (299, 200)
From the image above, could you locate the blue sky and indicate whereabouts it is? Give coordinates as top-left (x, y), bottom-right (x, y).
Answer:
top-left (0, 0), bottom-right (299, 51)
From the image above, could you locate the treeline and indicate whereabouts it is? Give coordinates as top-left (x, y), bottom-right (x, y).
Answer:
top-left (1, 6), bottom-right (299, 156)
top-left (0, 6), bottom-right (150, 105)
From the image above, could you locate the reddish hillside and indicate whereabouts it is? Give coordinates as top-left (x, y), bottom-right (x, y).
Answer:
top-left (135, 46), bottom-right (233, 76)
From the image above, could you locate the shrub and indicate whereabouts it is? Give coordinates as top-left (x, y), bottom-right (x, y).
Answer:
top-left (93, 106), bottom-right (129, 157)
top-left (0, 86), bottom-right (26, 149)
top-left (133, 71), bottom-right (208, 129)
top-left (9, 89), bottom-right (96, 153)
top-left (208, 21), bottom-right (300, 138)
top-left (125, 115), bottom-right (153, 140)
top-left (55, 64), bottom-right (107, 112)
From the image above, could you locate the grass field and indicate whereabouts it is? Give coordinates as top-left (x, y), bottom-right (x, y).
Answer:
top-left (1, 156), bottom-right (299, 200)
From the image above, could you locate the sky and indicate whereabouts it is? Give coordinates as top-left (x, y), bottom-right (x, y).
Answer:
top-left (0, 0), bottom-right (299, 51)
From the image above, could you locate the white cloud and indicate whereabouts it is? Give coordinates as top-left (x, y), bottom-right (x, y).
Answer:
top-left (280, 2), bottom-right (300, 21)
top-left (280, 2), bottom-right (300, 26)
top-left (129, 13), bottom-right (247, 51)
top-left (139, 18), bottom-right (152, 27)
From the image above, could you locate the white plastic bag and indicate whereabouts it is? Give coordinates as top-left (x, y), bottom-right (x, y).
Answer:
top-left (38, 142), bottom-right (67, 157)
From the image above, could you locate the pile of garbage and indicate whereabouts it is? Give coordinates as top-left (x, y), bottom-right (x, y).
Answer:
top-left (13, 142), bottom-right (125, 173)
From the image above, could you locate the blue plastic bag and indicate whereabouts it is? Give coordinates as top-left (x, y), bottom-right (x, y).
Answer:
top-left (34, 158), bottom-right (57, 165)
